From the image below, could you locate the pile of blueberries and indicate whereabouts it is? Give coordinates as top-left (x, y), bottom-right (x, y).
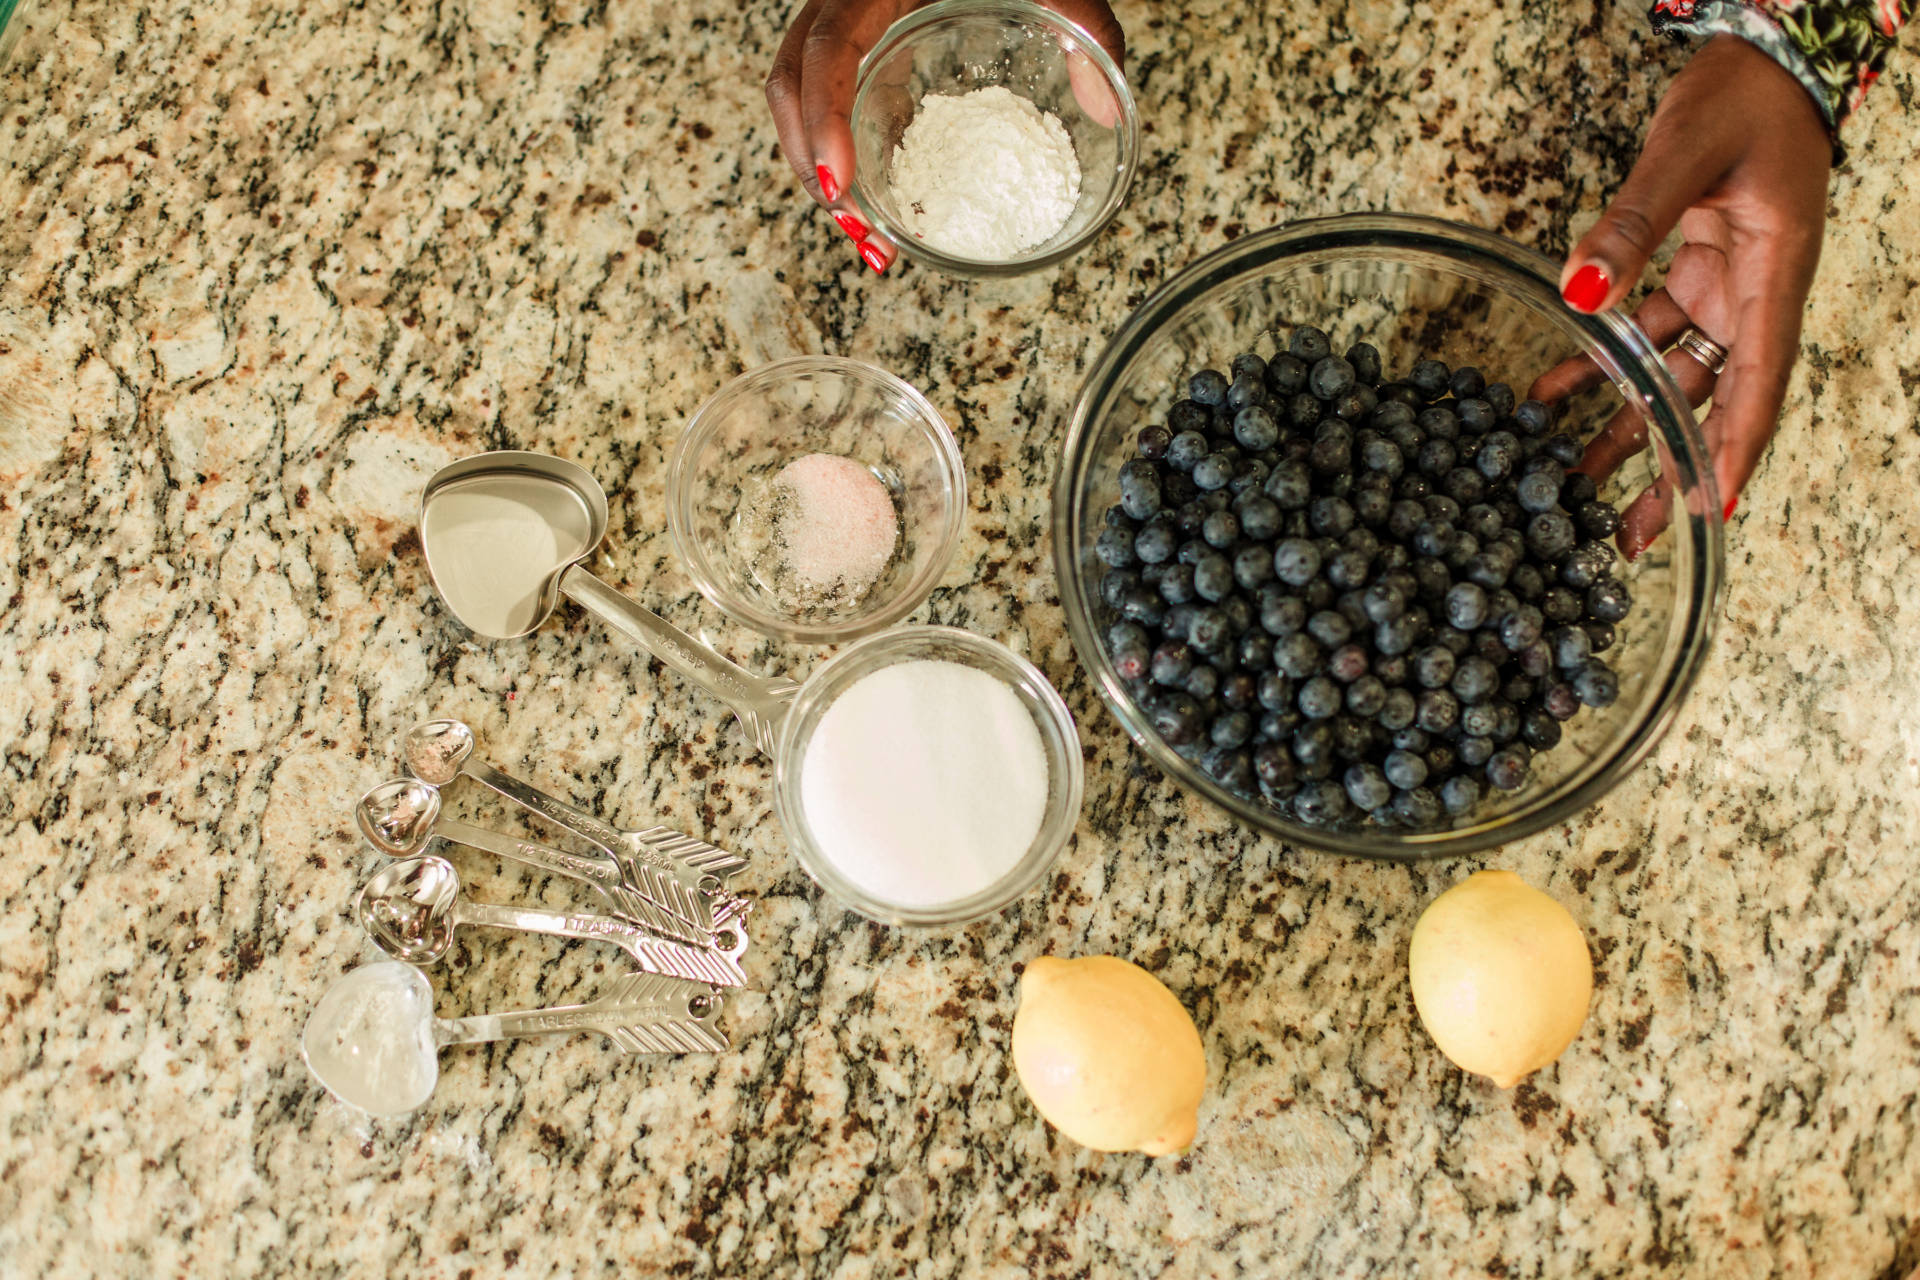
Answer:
top-left (1094, 327), bottom-right (1632, 829)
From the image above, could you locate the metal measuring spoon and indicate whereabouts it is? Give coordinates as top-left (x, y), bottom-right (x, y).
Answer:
top-left (300, 962), bottom-right (728, 1117)
top-left (354, 777), bottom-right (743, 948)
top-left (357, 855), bottom-right (750, 988)
top-left (402, 718), bottom-right (752, 937)
top-left (417, 452), bottom-right (801, 756)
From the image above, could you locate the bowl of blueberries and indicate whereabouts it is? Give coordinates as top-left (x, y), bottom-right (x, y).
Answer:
top-left (1053, 213), bottom-right (1726, 858)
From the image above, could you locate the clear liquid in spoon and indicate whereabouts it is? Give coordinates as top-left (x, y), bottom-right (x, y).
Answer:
top-left (302, 962), bottom-right (440, 1116)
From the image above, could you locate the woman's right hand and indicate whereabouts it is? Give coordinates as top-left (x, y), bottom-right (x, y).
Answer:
top-left (765, 0), bottom-right (1125, 275)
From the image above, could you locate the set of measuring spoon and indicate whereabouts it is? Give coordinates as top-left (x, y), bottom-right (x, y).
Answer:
top-left (302, 717), bottom-right (752, 1117)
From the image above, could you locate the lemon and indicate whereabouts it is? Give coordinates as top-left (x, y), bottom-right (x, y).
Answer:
top-left (1011, 955), bottom-right (1206, 1155)
top-left (1409, 869), bottom-right (1593, 1088)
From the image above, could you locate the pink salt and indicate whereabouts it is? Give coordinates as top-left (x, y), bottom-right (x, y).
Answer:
top-left (772, 453), bottom-right (899, 598)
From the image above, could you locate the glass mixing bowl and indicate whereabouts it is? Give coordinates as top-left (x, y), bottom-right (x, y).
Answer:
top-left (668, 357), bottom-right (967, 645)
top-left (849, 0), bottom-right (1139, 277)
top-left (772, 625), bottom-right (1084, 926)
top-left (1053, 214), bottom-right (1726, 859)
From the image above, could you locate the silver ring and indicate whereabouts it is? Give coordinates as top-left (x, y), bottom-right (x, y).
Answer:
top-left (1675, 326), bottom-right (1728, 377)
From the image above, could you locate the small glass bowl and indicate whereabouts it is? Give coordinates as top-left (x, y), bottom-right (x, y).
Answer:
top-left (772, 626), bottom-right (1085, 926)
top-left (849, 0), bottom-right (1139, 277)
top-left (667, 357), bottom-right (967, 645)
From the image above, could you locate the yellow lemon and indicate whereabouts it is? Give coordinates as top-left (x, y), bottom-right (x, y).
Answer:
top-left (1409, 869), bottom-right (1593, 1088)
top-left (1012, 955), bottom-right (1206, 1155)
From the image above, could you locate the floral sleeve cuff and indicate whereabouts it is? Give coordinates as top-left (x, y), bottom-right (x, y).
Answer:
top-left (1650, 0), bottom-right (1909, 133)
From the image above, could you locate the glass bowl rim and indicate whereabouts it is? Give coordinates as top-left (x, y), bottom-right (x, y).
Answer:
top-left (848, 0), bottom-right (1141, 277)
top-left (1051, 211), bottom-right (1726, 859)
top-left (771, 624), bottom-right (1086, 925)
top-left (666, 355), bottom-right (969, 645)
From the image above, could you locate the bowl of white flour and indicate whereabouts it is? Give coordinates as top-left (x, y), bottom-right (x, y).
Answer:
top-left (850, 0), bottom-right (1138, 276)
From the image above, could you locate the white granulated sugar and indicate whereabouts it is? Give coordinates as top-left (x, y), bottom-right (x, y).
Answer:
top-left (887, 86), bottom-right (1082, 261)
top-left (799, 659), bottom-right (1050, 909)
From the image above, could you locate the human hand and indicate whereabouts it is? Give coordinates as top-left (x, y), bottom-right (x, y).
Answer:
top-left (765, 0), bottom-right (1125, 275)
top-left (1531, 35), bottom-right (1830, 557)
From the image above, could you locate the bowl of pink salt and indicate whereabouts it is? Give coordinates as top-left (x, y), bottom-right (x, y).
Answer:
top-left (668, 357), bottom-right (968, 644)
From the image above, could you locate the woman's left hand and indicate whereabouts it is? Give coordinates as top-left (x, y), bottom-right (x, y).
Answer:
top-left (1533, 35), bottom-right (1831, 556)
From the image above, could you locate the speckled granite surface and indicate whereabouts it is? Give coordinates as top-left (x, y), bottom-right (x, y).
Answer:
top-left (2, 0), bottom-right (1917, 1274)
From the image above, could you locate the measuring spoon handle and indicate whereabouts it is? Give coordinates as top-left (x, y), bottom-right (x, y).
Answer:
top-left (436, 818), bottom-right (621, 886)
top-left (452, 756), bottom-right (625, 856)
top-left (559, 566), bottom-right (799, 758)
top-left (454, 900), bottom-right (747, 987)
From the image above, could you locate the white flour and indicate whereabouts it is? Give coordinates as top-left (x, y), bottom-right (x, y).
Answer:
top-left (887, 86), bottom-right (1081, 260)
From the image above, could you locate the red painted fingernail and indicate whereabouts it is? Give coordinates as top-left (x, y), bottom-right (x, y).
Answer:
top-left (1723, 496), bottom-right (1738, 521)
top-left (833, 211), bottom-right (869, 242)
top-left (858, 242), bottom-right (887, 274)
top-left (816, 164), bottom-right (840, 203)
top-left (1562, 263), bottom-right (1610, 313)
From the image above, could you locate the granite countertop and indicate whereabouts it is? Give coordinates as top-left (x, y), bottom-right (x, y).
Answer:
top-left (2, 0), bottom-right (1917, 1274)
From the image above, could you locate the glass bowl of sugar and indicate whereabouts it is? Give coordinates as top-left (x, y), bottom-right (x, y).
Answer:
top-left (773, 625), bottom-right (1085, 927)
top-left (848, 0), bottom-right (1139, 277)
top-left (668, 356), bottom-right (968, 644)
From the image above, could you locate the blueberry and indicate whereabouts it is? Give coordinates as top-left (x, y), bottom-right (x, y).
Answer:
top-left (1265, 459), bottom-right (1312, 509)
top-left (1527, 510), bottom-right (1577, 561)
top-left (1288, 326), bottom-right (1332, 362)
top-left (1587, 577), bottom-right (1631, 623)
top-left (1309, 434), bottom-right (1352, 475)
top-left (1327, 643), bottom-right (1370, 683)
top-left (1485, 748), bottom-right (1530, 792)
top-left (1412, 645), bottom-right (1456, 689)
top-left (1418, 405), bottom-right (1460, 440)
top-left (1361, 438), bottom-right (1405, 479)
top-left (1541, 586), bottom-right (1583, 624)
top-left (1444, 467), bottom-right (1487, 505)
top-left (1549, 624), bottom-right (1592, 670)
top-left (1541, 433), bottom-right (1583, 467)
top-left (1416, 688), bottom-right (1461, 735)
top-left (1521, 707), bottom-right (1562, 750)
top-left (1352, 486), bottom-right (1392, 527)
top-left (1146, 690), bottom-right (1205, 744)
top-left (1134, 520), bottom-right (1177, 565)
top-left (1237, 630), bottom-right (1275, 671)
top-left (1190, 369), bottom-right (1229, 406)
top-left (1386, 499), bottom-right (1425, 540)
top-left (1234, 496), bottom-right (1282, 543)
top-left (1308, 356), bottom-right (1356, 400)
top-left (1229, 407), bottom-right (1276, 453)
top-left (1309, 496), bottom-right (1356, 538)
top-left (1456, 399), bottom-right (1494, 435)
top-left (1575, 501), bottom-right (1619, 541)
top-left (1460, 701), bottom-right (1500, 739)
top-left (1456, 735), bottom-right (1495, 767)
top-left (1560, 542), bottom-right (1615, 590)
top-left (1265, 353), bottom-right (1309, 395)
top-left (1409, 359), bottom-right (1451, 400)
top-left (1273, 538), bottom-right (1322, 587)
top-left (1448, 366), bottom-right (1485, 399)
top-left (1234, 544), bottom-right (1275, 591)
top-left (1303, 610), bottom-right (1350, 649)
top-left (1345, 675), bottom-right (1388, 717)
top-left (1150, 640), bottom-right (1194, 686)
top-left (1513, 399), bottom-right (1552, 436)
top-left (1291, 778), bottom-right (1349, 826)
top-left (1253, 742), bottom-right (1297, 791)
top-left (1516, 470), bottom-right (1560, 514)
top-left (1211, 709), bottom-right (1256, 750)
top-left (1257, 672), bottom-right (1295, 712)
top-left (1162, 603), bottom-right (1199, 641)
top-left (1445, 582), bottom-right (1489, 630)
top-left (1344, 762), bottom-right (1392, 811)
top-left (1184, 664), bottom-right (1220, 700)
top-left (1452, 656), bottom-right (1499, 703)
top-left (1189, 606), bottom-right (1234, 655)
top-left (1440, 774), bottom-right (1482, 815)
top-left (1410, 518), bottom-right (1455, 559)
top-left (1222, 671), bottom-right (1258, 709)
top-left (1203, 746), bottom-right (1255, 795)
top-left (1374, 615), bottom-right (1419, 657)
top-left (1274, 631), bottom-right (1323, 679)
top-left (1573, 660), bottom-right (1619, 707)
top-left (1297, 675), bottom-right (1341, 720)
top-left (1193, 454), bottom-right (1233, 492)
top-left (1378, 687), bottom-right (1418, 732)
top-left (1286, 392), bottom-right (1323, 430)
top-left (1226, 373), bottom-right (1264, 413)
top-left (1542, 680), bottom-right (1581, 721)
top-left (1291, 719), bottom-right (1336, 767)
top-left (1583, 619), bottom-right (1616, 653)
top-left (1193, 553), bottom-right (1234, 603)
top-left (1425, 741), bottom-right (1459, 777)
top-left (1561, 472), bottom-right (1600, 508)
top-left (1167, 430), bottom-right (1209, 472)
top-left (1498, 605), bottom-right (1544, 652)
top-left (1501, 673), bottom-right (1536, 705)
top-left (1360, 583), bottom-right (1405, 625)
top-left (1509, 563), bottom-right (1545, 601)
top-left (1475, 435), bottom-right (1515, 482)
top-left (1200, 509), bottom-right (1240, 550)
top-left (1416, 438), bottom-right (1458, 478)
top-left (1119, 585), bottom-right (1165, 626)
top-left (1397, 472), bottom-right (1434, 502)
top-left (1112, 639), bottom-right (1149, 680)
top-left (1261, 592), bottom-right (1308, 636)
top-left (1391, 786), bottom-right (1443, 827)
top-left (1164, 471), bottom-right (1200, 506)
top-left (1096, 524), bottom-right (1136, 568)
